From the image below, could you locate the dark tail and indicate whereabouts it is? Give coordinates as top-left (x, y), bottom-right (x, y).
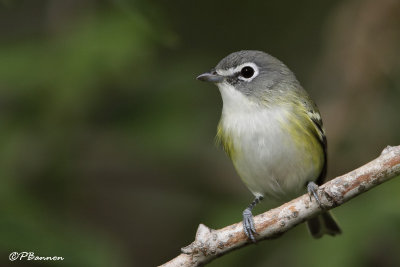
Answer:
top-left (307, 211), bottom-right (342, 238)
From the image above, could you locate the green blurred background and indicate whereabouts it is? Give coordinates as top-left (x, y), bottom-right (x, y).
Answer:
top-left (1, 0), bottom-right (400, 266)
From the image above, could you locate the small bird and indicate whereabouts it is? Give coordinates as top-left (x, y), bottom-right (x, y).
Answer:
top-left (197, 50), bottom-right (341, 242)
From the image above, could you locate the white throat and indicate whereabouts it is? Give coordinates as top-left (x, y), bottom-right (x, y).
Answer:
top-left (217, 82), bottom-right (261, 116)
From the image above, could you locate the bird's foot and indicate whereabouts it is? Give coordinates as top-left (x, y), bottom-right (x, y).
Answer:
top-left (243, 208), bottom-right (257, 242)
top-left (307, 181), bottom-right (324, 209)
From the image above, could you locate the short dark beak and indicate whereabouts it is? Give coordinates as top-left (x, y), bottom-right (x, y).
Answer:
top-left (196, 72), bottom-right (224, 83)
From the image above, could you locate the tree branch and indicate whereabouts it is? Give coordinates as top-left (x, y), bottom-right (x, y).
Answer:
top-left (160, 145), bottom-right (400, 267)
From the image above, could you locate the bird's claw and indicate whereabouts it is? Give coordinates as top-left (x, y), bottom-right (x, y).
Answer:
top-left (307, 181), bottom-right (324, 209)
top-left (243, 208), bottom-right (257, 242)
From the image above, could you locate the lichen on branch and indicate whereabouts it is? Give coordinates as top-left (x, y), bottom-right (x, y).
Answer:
top-left (160, 145), bottom-right (400, 267)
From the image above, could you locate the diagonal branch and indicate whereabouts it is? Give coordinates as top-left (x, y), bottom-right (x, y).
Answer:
top-left (160, 145), bottom-right (400, 267)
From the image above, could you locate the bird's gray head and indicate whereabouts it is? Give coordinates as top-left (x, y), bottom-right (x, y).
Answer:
top-left (197, 50), bottom-right (299, 99)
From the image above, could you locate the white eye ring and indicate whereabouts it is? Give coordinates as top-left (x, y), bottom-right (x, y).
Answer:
top-left (238, 63), bottom-right (259, 82)
top-left (216, 62), bottom-right (259, 82)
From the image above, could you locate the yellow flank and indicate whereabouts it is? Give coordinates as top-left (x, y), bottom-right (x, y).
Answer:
top-left (282, 101), bottom-right (324, 173)
top-left (215, 89), bottom-right (325, 181)
top-left (216, 122), bottom-right (237, 159)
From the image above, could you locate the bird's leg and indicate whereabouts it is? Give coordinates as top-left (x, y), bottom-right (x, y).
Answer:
top-left (307, 181), bottom-right (324, 209)
top-left (243, 195), bottom-right (263, 242)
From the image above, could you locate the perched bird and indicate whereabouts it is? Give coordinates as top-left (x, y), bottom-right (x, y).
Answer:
top-left (197, 50), bottom-right (341, 242)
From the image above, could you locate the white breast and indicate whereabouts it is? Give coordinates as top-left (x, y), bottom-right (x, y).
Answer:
top-left (217, 82), bottom-right (319, 200)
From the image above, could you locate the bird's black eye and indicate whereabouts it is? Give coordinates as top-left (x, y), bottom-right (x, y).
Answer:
top-left (240, 66), bottom-right (254, 79)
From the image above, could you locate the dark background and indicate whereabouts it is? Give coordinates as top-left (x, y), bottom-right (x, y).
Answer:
top-left (1, 0), bottom-right (400, 266)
